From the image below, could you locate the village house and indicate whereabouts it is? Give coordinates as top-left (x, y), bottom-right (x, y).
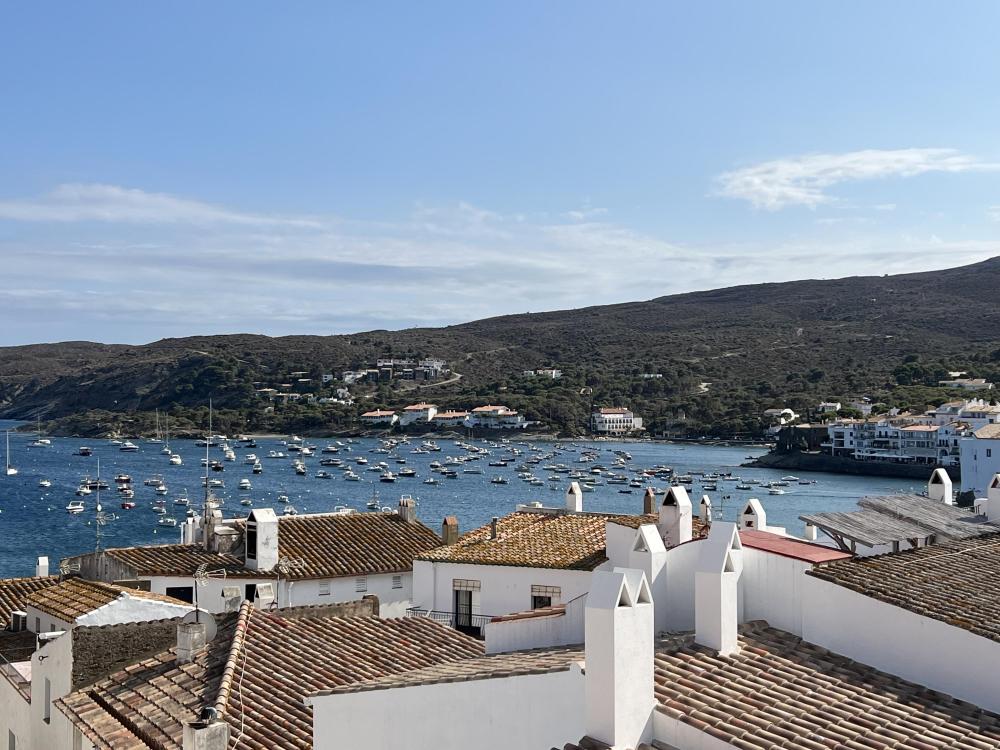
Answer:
top-left (431, 410), bottom-right (470, 427)
top-left (591, 407), bottom-right (643, 435)
top-left (938, 377), bottom-right (994, 390)
top-left (961, 423), bottom-right (1000, 496)
top-left (359, 409), bottom-right (397, 426)
top-left (817, 400), bottom-right (842, 414)
top-left (469, 404), bottom-right (528, 429)
top-left (62, 501), bottom-right (442, 618)
top-left (399, 402), bottom-right (438, 426)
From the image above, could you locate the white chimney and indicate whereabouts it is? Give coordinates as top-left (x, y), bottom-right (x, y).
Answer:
top-left (627, 525), bottom-right (668, 634)
top-left (928, 468), bottom-right (953, 505)
top-left (740, 498), bottom-right (766, 530)
top-left (694, 521), bottom-right (742, 656)
top-left (183, 709), bottom-right (230, 750)
top-left (176, 622), bottom-right (207, 664)
top-left (585, 568), bottom-right (654, 749)
top-left (699, 495), bottom-right (713, 526)
top-left (181, 516), bottom-right (199, 545)
top-left (244, 508), bottom-right (279, 572)
top-left (35, 556), bottom-right (49, 578)
top-left (803, 522), bottom-right (818, 541)
top-left (659, 486), bottom-right (692, 547)
top-left (986, 474), bottom-right (1000, 521)
top-left (566, 482), bottom-right (583, 512)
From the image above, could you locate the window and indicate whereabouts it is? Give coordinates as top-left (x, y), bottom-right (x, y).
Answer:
top-left (43, 677), bottom-right (51, 723)
top-left (9, 729), bottom-right (16, 750)
top-left (531, 585), bottom-right (560, 610)
top-left (318, 581), bottom-right (331, 596)
top-left (988, 449), bottom-right (993, 458)
top-left (165, 586), bottom-right (194, 604)
top-left (355, 577), bottom-right (368, 593)
top-left (391, 575), bottom-right (403, 590)
top-left (244, 583), bottom-right (257, 601)
top-left (246, 522), bottom-right (257, 560)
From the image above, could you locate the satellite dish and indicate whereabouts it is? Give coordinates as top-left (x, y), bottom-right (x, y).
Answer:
top-left (181, 608), bottom-right (218, 643)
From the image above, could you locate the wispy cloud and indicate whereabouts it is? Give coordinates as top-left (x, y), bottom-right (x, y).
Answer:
top-left (716, 148), bottom-right (1000, 210)
top-left (0, 183), bottom-right (321, 227)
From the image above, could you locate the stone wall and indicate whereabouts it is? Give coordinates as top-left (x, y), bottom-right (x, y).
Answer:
top-left (71, 617), bottom-right (183, 689)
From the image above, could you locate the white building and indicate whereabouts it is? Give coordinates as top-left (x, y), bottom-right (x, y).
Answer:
top-left (62, 502), bottom-right (443, 618)
top-left (469, 405), bottom-right (528, 429)
top-left (817, 401), bottom-right (842, 414)
top-left (762, 407), bottom-right (799, 425)
top-left (938, 377), bottom-right (994, 391)
top-left (961, 424), bottom-right (1000, 496)
top-left (431, 410), bottom-right (469, 427)
top-left (399, 402), bottom-right (438, 426)
top-left (359, 409), bottom-right (397, 426)
top-left (591, 407), bottom-right (643, 435)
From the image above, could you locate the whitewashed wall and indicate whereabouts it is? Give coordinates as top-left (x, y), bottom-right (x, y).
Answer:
top-left (309, 666), bottom-right (585, 750)
top-left (739, 548), bottom-right (811, 636)
top-left (485, 594), bottom-right (586, 653)
top-left (30, 630), bottom-right (74, 750)
top-left (802, 574), bottom-right (1000, 714)
top-left (960, 436), bottom-right (1000, 494)
top-left (661, 539), bottom-right (702, 632)
top-left (0, 664), bottom-right (32, 750)
top-left (412, 560), bottom-right (592, 618)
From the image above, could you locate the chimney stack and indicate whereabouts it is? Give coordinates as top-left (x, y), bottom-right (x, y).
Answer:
top-left (642, 488), bottom-right (656, 515)
top-left (244, 508), bottom-right (279, 572)
top-left (441, 516), bottom-right (459, 545)
top-left (986, 474), bottom-right (1000, 521)
top-left (658, 486), bottom-right (693, 547)
top-left (176, 622), bottom-right (207, 665)
top-left (183, 708), bottom-right (230, 750)
top-left (35, 556), bottom-right (49, 578)
top-left (490, 517), bottom-right (499, 540)
top-left (740, 498), bottom-right (766, 530)
top-left (699, 495), bottom-right (712, 527)
top-left (928, 468), bottom-right (953, 505)
top-left (565, 482), bottom-right (583, 512)
top-left (398, 495), bottom-right (417, 524)
top-left (694, 522), bottom-right (742, 656)
top-left (585, 568), bottom-right (654, 748)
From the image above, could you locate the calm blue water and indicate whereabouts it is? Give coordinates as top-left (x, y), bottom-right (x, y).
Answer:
top-left (0, 420), bottom-right (919, 578)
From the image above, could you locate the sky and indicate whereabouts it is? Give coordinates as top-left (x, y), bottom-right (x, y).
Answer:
top-left (2, 2), bottom-right (1000, 345)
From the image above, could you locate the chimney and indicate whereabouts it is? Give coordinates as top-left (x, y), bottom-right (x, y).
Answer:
top-left (986, 474), bottom-right (1000, 521)
top-left (642, 488), bottom-right (656, 515)
top-left (694, 522), bottom-right (742, 656)
top-left (441, 516), bottom-right (459, 545)
top-left (740, 498), bottom-right (766, 530)
top-left (928, 468), bottom-right (953, 505)
top-left (658, 486), bottom-right (692, 547)
top-left (490, 517), bottom-right (499, 540)
top-left (585, 568), bottom-right (654, 748)
top-left (803, 522), bottom-right (818, 541)
top-left (244, 508), bottom-right (279, 572)
top-left (35, 556), bottom-right (49, 578)
top-left (398, 495), bottom-right (417, 524)
top-left (183, 708), bottom-right (230, 750)
top-left (176, 622), bottom-right (207, 664)
top-left (699, 495), bottom-right (712, 526)
top-left (565, 482), bottom-right (583, 512)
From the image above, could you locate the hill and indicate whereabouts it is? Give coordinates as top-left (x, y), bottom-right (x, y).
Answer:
top-left (3, 256), bottom-right (1000, 436)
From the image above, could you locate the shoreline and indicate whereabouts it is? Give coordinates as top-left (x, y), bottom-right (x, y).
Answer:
top-left (744, 450), bottom-right (960, 481)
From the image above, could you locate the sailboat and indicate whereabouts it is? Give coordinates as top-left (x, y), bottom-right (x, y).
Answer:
top-left (149, 409), bottom-right (163, 444)
top-left (29, 418), bottom-right (51, 447)
top-left (5, 431), bottom-right (17, 476)
top-left (161, 413), bottom-right (172, 455)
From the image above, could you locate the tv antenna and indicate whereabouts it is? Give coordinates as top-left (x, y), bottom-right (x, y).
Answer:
top-left (58, 559), bottom-right (81, 579)
top-left (274, 556), bottom-right (306, 609)
top-left (193, 563), bottom-right (227, 622)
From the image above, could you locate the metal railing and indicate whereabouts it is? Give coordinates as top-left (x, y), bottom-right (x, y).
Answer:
top-left (404, 608), bottom-right (496, 638)
top-left (0, 652), bottom-right (32, 702)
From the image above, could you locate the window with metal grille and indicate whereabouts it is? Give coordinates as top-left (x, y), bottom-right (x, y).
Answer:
top-left (318, 581), bottom-right (330, 596)
top-left (531, 585), bottom-right (560, 610)
top-left (453, 578), bottom-right (481, 591)
top-left (392, 575), bottom-right (403, 589)
top-left (355, 576), bottom-right (368, 593)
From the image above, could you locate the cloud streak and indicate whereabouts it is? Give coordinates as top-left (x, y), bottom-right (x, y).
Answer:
top-left (716, 148), bottom-right (1000, 210)
top-left (0, 183), bottom-right (321, 227)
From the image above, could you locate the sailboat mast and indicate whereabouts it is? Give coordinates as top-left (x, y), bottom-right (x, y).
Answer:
top-left (95, 457), bottom-right (102, 554)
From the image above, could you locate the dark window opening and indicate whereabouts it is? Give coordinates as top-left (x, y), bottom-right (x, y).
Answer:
top-left (246, 524), bottom-right (257, 560)
top-left (532, 595), bottom-right (552, 609)
top-left (245, 583), bottom-right (257, 601)
top-left (165, 586), bottom-right (194, 604)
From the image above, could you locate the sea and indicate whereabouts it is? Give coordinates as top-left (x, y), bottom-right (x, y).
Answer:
top-left (0, 419), bottom-right (923, 578)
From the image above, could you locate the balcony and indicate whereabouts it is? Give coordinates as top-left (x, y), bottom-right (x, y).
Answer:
top-left (405, 607), bottom-right (497, 639)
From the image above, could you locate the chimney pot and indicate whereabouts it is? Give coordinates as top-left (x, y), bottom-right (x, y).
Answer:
top-left (176, 622), bottom-right (207, 664)
top-left (398, 496), bottom-right (417, 524)
top-left (565, 482), bottom-right (583, 512)
top-left (441, 516), bottom-right (459, 545)
top-left (490, 516), bottom-right (499, 540)
top-left (642, 488), bottom-right (656, 515)
top-left (182, 716), bottom-right (230, 750)
top-left (35, 556), bottom-right (49, 578)
top-left (927, 468), bottom-right (954, 505)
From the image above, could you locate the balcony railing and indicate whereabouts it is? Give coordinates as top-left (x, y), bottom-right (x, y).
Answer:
top-left (405, 607), bottom-right (497, 639)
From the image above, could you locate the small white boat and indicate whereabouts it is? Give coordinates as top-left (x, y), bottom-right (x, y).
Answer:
top-left (240, 497), bottom-right (253, 506)
top-left (781, 475), bottom-right (800, 482)
top-left (76, 485), bottom-right (92, 496)
top-left (66, 500), bottom-right (86, 514)
top-left (490, 476), bottom-right (508, 484)
top-left (244, 454), bottom-right (258, 464)
top-left (344, 471), bottom-right (361, 482)
top-left (155, 483), bottom-right (169, 495)
top-left (4, 431), bottom-right (17, 476)
top-left (282, 506), bottom-right (298, 516)
top-left (157, 517), bottom-right (177, 527)
top-left (239, 479), bottom-right (252, 491)
top-left (768, 488), bottom-right (786, 495)
top-left (252, 462), bottom-right (263, 474)
top-left (277, 494), bottom-right (290, 504)
top-left (169, 454), bottom-right (183, 465)
top-left (38, 479), bottom-right (52, 488)
top-left (119, 441), bottom-right (139, 452)
top-left (423, 478), bottom-right (439, 485)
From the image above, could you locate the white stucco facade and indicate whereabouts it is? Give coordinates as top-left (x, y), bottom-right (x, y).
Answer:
top-left (960, 434), bottom-right (1000, 495)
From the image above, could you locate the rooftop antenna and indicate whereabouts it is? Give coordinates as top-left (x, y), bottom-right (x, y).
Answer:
top-left (193, 563), bottom-right (227, 622)
top-left (202, 399), bottom-right (213, 548)
top-left (58, 559), bottom-right (81, 580)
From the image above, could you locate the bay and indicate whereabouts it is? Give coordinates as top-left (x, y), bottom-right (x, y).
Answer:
top-left (0, 419), bottom-right (921, 578)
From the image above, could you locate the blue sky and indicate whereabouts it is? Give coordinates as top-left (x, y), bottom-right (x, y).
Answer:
top-left (2, 2), bottom-right (1000, 345)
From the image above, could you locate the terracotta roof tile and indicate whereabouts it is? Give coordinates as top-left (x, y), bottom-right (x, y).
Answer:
top-left (27, 577), bottom-right (189, 623)
top-left (650, 622), bottom-right (1000, 749)
top-left (101, 545), bottom-right (254, 578)
top-left (0, 575), bottom-right (60, 627)
top-left (808, 532), bottom-right (1000, 642)
top-left (56, 602), bottom-right (484, 750)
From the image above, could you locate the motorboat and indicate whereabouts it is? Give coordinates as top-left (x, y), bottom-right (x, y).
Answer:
top-left (38, 479), bottom-right (52, 488)
top-left (76, 484), bottom-right (92, 496)
top-left (768, 488), bottom-right (786, 495)
top-left (120, 499), bottom-right (136, 510)
top-left (240, 497), bottom-right (253, 506)
top-left (239, 478), bottom-right (252, 490)
top-left (490, 476), bottom-right (508, 484)
top-left (155, 483), bottom-right (169, 495)
top-left (252, 461), bottom-right (262, 474)
top-left (244, 454), bottom-right (258, 465)
top-left (379, 472), bottom-right (397, 483)
top-left (120, 487), bottom-right (135, 499)
top-left (344, 471), bottom-right (361, 482)
top-left (169, 454), bottom-right (183, 465)
top-left (174, 493), bottom-right (190, 506)
top-left (76, 446), bottom-right (93, 457)
top-left (157, 517), bottom-right (177, 527)
top-left (315, 471), bottom-right (332, 480)
top-left (294, 463), bottom-right (307, 476)
top-left (399, 468), bottom-right (416, 477)
top-left (282, 506), bottom-right (298, 516)
top-left (143, 475), bottom-right (163, 486)
top-left (119, 441), bottom-right (139, 452)
top-left (277, 494), bottom-right (290, 504)
top-left (423, 478), bottom-right (439, 485)
top-left (66, 500), bottom-right (86, 514)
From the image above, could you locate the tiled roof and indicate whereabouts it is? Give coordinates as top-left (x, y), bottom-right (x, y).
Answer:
top-left (57, 602), bottom-right (484, 750)
top-left (808, 533), bottom-right (1000, 643)
top-left (103, 512), bottom-right (443, 580)
top-left (416, 511), bottom-right (660, 570)
top-left (652, 622), bottom-right (1000, 749)
top-left (490, 604), bottom-right (566, 623)
top-left (314, 645), bottom-right (583, 696)
top-left (26, 578), bottom-right (188, 623)
top-left (234, 511), bottom-right (443, 578)
top-left (102, 545), bottom-right (257, 578)
top-left (403, 403), bottom-right (436, 410)
top-left (558, 739), bottom-right (663, 750)
top-left (976, 424), bottom-right (1000, 439)
top-left (0, 575), bottom-right (59, 628)
top-left (739, 529), bottom-right (852, 564)
top-left (361, 410), bottom-right (395, 417)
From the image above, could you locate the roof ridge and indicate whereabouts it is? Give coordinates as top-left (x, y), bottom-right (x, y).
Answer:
top-left (213, 599), bottom-right (254, 717)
